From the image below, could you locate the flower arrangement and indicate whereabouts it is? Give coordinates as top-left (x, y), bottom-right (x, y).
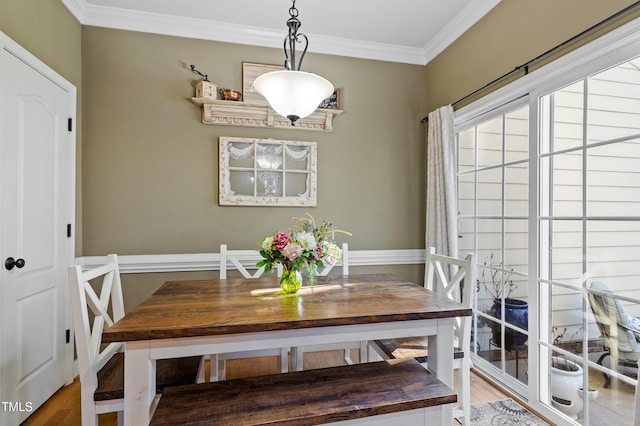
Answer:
top-left (257, 213), bottom-right (351, 287)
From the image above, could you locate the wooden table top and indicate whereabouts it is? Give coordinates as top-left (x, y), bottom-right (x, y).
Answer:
top-left (103, 273), bottom-right (471, 343)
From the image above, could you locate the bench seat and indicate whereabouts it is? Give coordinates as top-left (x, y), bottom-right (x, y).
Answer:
top-left (370, 337), bottom-right (464, 364)
top-left (94, 353), bottom-right (202, 401)
top-left (150, 358), bottom-right (456, 426)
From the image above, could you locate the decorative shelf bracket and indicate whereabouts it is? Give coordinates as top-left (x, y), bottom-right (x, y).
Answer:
top-left (191, 98), bottom-right (342, 132)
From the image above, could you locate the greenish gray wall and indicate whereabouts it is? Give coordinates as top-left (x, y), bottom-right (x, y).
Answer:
top-left (80, 27), bottom-right (428, 306)
top-left (81, 28), bottom-right (427, 257)
top-left (424, 0), bottom-right (639, 112)
top-left (0, 0), bottom-right (83, 253)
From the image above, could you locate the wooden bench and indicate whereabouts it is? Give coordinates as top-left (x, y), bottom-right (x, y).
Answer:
top-left (150, 358), bottom-right (456, 426)
top-left (370, 336), bottom-right (465, 364)
top-left (94, 353), bottom-right (202, 402)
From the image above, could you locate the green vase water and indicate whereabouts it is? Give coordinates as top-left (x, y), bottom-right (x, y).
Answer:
top-left (280, 269), bottom-right (302, 295)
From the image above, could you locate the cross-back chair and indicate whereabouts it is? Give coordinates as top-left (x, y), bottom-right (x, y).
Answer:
top-left (68, 254), bottom-right (202, 426)
top-left (211, 244), bottom-right (288, 381)
top-left (290, 243), bottom-right (367, 371)
top-left (588, 280), bottom-right (640, 388)
top-left (369, 247), bottom-right (476, 426)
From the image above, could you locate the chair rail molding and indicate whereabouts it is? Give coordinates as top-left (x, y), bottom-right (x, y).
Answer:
top-left (76, 249), bottom-right (426, 274)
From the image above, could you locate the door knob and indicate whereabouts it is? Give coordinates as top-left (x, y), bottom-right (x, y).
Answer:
top-left (5, 257), bottom-right (25, 270)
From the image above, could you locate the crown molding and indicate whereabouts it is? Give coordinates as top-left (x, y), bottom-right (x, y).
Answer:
top-left (61, 0), bottom-right (500, 65)
top-left (422, 0), bottom-right (501, 65)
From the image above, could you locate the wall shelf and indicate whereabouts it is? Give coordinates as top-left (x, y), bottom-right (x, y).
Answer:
top-left (191, 98), bottom-right (342, 132)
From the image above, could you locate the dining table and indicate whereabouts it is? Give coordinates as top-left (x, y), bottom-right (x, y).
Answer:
top-left (102, 273), bottom-right (472, 426)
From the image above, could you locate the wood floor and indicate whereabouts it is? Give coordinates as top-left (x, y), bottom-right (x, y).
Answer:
top-left (22, 350), bottom-right (510, 426)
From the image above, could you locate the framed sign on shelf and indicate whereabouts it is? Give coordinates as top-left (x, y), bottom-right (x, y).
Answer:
top-left (219, 137), bottom-right (317, 206)
top-left (319, 89), bottom-right (341, 110)
top-left (242, 62), bottom-right (283, 105)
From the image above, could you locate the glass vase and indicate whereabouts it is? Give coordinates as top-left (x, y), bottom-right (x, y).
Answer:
top-left (280, 269), bottom-right (302, 295)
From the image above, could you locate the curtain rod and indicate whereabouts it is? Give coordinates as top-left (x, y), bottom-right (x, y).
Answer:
top-left (420, 1), bottom-right (640, 124)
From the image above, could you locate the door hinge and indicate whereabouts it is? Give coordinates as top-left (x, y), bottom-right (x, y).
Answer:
top-left (68, 118), bottom-right (72, 132)
top-left (67, 224), bottom-right (72, 238)
top-left (65, 329), bottom-right (70, 344)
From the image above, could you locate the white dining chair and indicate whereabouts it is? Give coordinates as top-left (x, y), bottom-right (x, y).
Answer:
top-left (68, 254), bottom-right (202, 426)
top-left (209, 244), bottom-right (288, 381)
top-left (290, 243), bottom-right (368, 371)
top-left (369, 247), bottom-right (476, 426)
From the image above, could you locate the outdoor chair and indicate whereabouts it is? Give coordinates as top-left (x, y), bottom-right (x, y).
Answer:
top-left (588, 280), bottom-right (640, 388)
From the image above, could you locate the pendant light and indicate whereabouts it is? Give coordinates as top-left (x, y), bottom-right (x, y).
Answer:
top-left (253, 0), bottom-right (334, 125)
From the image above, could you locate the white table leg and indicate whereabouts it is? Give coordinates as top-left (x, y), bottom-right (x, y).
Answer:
top-left (124, 340), bottom-right (154, 426)
top-left (427, 318), bottom-right (454, 424)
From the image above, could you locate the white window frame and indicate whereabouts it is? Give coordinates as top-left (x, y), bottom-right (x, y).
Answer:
top-left (454, 16), bottom-right (640, 425)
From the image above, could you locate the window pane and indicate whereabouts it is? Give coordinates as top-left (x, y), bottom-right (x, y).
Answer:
top-left (284, 173), bottom-right (309, 197)
top-left (458, 173), bottom-right (474, 216)
top-left (227, 171), bottom-right (255, 196)
top-left (587, 139), bottom-right (640, 217)
top-left (552, 151), bottom-right (583, 217)
top-left (458, 128), bottom-right (475, 172)
top-left (587, 221), bottom-right (640, 287)
top-left (505, 163), bottom-right (528, 217)
top-left (477, 168), bottom-right (502, 216)
top-left (587, 57), bottom-right (640, 144)
top-left (551, 220), bottom-right (583, 284)
top-left (505, 219), bottom-right (528, 276)
top-left (553, 81), bottom-right (584, 152)
top-left (458, 218), bottom-right (475, 252)
top-left (477, 117), bottom-right (503, 168)
top-left (477, 219), bottom-right (502, 265)
top-left (505, 106), bottom-right (529, 163)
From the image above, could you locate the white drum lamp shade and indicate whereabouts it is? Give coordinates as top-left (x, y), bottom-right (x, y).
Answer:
top-left (253, 70), bottom-right (334, 124)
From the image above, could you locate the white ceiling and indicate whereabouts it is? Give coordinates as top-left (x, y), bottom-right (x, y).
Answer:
top-left (61, 0), bottom-right (501, 65)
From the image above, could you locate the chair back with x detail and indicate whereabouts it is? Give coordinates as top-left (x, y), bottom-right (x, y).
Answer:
top-left (425, 247), bottom-right (476, 356)
top-left (291, 243), bottom-right (366, 371)
top-left (369, 247), bottom-right (475, 426)
top-left (69, 254), bottom-right (202, 426)
top-left (69, 255), bottom-right (125, 425)
top-left (220, 244), bottom-right (282, 279)
top-left (213, 245), bottom-right (288, 381)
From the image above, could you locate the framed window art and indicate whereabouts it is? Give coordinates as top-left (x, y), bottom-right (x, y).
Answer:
top-left (219, 137), bottom-right (317, 206)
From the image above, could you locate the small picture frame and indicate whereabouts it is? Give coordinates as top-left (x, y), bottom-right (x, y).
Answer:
top-left (242, 62), bottom-right (283, 105)
top-left (318, 89), bottom-right (341, 110)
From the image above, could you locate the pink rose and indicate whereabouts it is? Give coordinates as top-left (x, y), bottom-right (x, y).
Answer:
top-left (281, 243), bottom-right (302, 261)
top-left (273, 232), bottom-right (290, 250)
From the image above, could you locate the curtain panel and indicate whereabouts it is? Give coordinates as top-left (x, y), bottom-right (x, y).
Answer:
top-left (425, 105), bottom-right (458, 277)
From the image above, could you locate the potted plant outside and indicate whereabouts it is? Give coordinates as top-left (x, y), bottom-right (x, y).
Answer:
top-left (550, 327), bottom-right (598, 420)
top-left (479, 254), bottom-right (528, 351)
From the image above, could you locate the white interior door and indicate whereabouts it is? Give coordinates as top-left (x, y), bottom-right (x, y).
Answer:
top-left (0, 35), bottom-right (75, 425)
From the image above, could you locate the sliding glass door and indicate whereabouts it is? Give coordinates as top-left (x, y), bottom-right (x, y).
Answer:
top-left (458, 101), bottom-right (530, 395)
top-left (538, 57), bottom-right (640, 425)
top-left (456, 52), bottom-right (640, 425)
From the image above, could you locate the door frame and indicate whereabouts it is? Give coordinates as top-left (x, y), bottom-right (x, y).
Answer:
top-left (0, 30), bottom-right (77, 386)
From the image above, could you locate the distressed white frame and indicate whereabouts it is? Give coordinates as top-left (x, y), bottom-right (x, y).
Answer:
top-left (219, 136), bottom-right (317, 206)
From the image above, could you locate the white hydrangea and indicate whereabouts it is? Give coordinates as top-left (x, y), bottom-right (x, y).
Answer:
top-left (294, 231), bottom-right (317, 251)
top-left (261, 236), bottom-right (274, 252)
top-left (322, 241), bottom-right (341, 265)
